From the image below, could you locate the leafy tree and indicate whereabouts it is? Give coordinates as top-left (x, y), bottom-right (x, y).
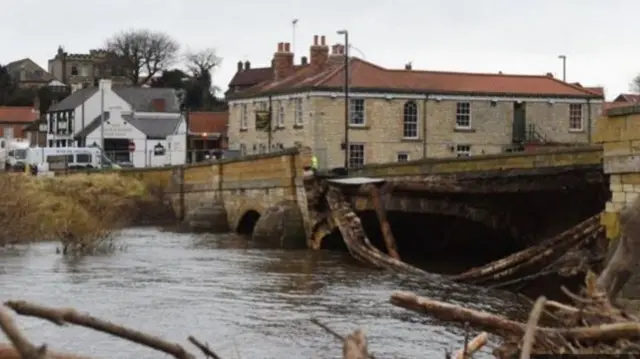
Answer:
top-left (0, 65), bottom-right (17, 105)
top-left (106, 29), bottom-right (180, 86)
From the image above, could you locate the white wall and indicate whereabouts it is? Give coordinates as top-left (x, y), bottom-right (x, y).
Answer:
top-left (73, 81), bottom-right (131, 137)
top-left (85, 109), bottom-right (147, 167)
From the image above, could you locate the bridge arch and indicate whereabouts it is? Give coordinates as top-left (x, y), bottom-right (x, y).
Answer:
top-left (233, 200), bottom-right (266, 235)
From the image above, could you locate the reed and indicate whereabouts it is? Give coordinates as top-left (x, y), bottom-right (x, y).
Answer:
top-left (0, 172), bottom-right (153, 254)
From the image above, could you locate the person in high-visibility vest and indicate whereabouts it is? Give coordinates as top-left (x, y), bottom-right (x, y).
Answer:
top-left (311, 155), bottom-right (318, 175)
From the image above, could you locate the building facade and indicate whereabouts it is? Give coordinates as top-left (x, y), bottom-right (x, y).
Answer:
top-left (48, 47), bottom-right (130, 89)
top-left (0, 106), bottom-right (38, 140)
top-left (226, 35), bottom-right (604, 169)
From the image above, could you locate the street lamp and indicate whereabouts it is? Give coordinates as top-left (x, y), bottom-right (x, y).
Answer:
top-left (337, 29), bottom-right (350, 173)
top-left (558, 55), bottom-right (567, 82)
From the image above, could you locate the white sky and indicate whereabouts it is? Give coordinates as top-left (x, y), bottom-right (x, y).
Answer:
top-left (1, 0), bottom-right (636, 100)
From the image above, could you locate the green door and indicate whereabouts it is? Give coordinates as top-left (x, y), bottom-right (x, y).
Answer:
top-left (512, 102), bottom-right (526, 143)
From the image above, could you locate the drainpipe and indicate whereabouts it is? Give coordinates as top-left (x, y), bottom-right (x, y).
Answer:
top-left (586, 98), bottom-right (592, 144)
top-left (422, 94), bottom-right (429, 158)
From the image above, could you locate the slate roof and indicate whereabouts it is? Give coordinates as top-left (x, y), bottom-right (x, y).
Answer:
top-left (75, 112), bottom-right (181, 140)
top-left (49, 87), bottom-right (181, 112)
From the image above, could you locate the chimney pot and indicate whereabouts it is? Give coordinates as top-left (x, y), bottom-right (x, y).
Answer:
top-left (244, 60), bottom-right (250, 70)
top-left (546, 72), bottom-right (553, 77)
top-left (301, 56), bottom-right (308, 65)
top-left (284, 42), bottom-right (291, 52)
top-left (314, 35), bottom-right (319, 45)
top-left (277, 42), bottom-right (284, 52)
top-left (320, 36), bottom-right (326, 45)
top-left (405, 63), bottom-right (412, 70)
top-left (237, 61), bottom-right (243, 72)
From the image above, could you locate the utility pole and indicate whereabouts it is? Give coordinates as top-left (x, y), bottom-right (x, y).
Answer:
top-left (292, 19), bottom-right (298, 56)
top-left (337, 29), bottom-right (350, 173)
top-left (558, 55), bottom-right (567, 81)
top-left (100, 84), bottom-right (105, 167)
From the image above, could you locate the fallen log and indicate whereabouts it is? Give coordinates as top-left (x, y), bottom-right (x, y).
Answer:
top-left (451, 214), bottom-right (601, 282)
top-left (390, 291), bottom-right (640, 342)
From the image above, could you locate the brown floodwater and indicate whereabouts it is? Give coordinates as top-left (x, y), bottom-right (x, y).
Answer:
top-left (0, 228), bottom-right (530, 358)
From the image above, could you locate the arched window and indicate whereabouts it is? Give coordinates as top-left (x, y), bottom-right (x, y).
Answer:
top-left (403, 101), bottom-right (418, 138)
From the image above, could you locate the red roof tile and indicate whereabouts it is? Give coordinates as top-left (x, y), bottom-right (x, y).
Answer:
top-left (189, 111), bottom-right (228, 135)
top-left (231, 57), bottom-right (602, 99)
top-left (614, 93), bottom-right (640, 103)
top-left (0, 106), bottom-right (38, 124)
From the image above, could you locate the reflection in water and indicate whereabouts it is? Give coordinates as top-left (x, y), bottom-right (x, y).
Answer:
top-left (0, 228), bottom-right (528, 359)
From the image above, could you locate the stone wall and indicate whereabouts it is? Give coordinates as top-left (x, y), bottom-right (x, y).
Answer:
top-left (349, 145), bottom-right (602, 177)
top-left (596, 106), bottom-right (640, 240)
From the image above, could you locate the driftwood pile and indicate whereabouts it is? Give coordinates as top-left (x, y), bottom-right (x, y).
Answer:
top-left (390, 273), bottom-right (640, 358)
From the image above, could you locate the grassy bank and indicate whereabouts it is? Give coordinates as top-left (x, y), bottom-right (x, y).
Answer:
top-left (0, 172), bottom-right (169, 253)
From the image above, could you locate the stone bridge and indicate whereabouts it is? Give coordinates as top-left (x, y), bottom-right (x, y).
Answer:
top-left (121, 145), bottom-right (607, 253)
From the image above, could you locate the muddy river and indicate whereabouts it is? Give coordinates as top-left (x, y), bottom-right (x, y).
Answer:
top-left (0, 228), bottom-right (529, 358)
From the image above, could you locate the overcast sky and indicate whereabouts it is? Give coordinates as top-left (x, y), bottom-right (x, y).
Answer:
top-left (0, 0), bottom-right (636, 100)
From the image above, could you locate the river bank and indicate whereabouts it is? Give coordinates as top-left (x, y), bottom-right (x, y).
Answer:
top-left (0, 173), bottom-right (167, 252)
top-left (0, 227), bottom-right (531, 359)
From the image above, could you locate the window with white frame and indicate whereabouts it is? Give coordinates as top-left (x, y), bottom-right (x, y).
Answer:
top-left (397, 152), bottom-right (409, 162)
top-left (294, 98), bottom-right (303, 126)
top-left (256, 101), bottom-right (267, 111)
top-left (3, 126), bottom-right (13, 139)
top-left (277, 101), bottom-right (285, 127)
top-left (456, 144), bottom-right (471, 158)
top-left (455, 102), bottom-right (471, 129)
top-left (240, 104), bottom-right (248, 129)
top-left (349, 143), bottom-right (365, 168)
top-left (569, 103), bottom-right (583, 131)
top-left (349, 99), bottom-right (365, 126)
top-left (403, 101), bottom-right (418, 138)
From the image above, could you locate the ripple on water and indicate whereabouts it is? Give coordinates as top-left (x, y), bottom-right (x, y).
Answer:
top-left (0, 228), bottom-right (524, 358)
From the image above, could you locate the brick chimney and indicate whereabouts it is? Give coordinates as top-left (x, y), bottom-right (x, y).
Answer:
top-left (331, 43), bottom-right (345, 56)
top-left (237, 61), bottom-right (243, 72)
top-left (273, 42), bottom-right (294, 80)
top-left (310, 35), bottom-right (329, 68)
top-left (151, 98), bottom-right (166, 112)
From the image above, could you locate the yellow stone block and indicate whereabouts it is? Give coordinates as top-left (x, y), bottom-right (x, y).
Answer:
top-left (610, 174), bottom-right (621, 184)
top-left (603, 140), bottom-right (632, 156)
top-left (623, 115), bottom-right (640, 141)
top-left (621, 173), bottom-right (640, 185)
top-left (600, 211), bottom-right (620, 240)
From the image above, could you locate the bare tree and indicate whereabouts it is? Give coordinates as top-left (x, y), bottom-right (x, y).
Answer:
top-left (630, 74), bottom-right (640, 93)
top-left (184, 48), bottom-right (222, 77)
top-left (106, 29), bottom-right (179, 86)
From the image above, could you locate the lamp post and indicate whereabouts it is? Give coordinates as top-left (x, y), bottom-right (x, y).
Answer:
top-left (337, 29), bottom-right (349, 173)
top-left (558, 55), bottom-right (567, 81)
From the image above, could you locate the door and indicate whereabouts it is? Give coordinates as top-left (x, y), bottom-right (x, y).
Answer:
top-left (512, 102), bottom-right (526, 143)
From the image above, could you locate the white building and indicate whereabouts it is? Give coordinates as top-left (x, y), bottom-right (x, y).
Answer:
top-left (42, 79), bottom-right (187, 168)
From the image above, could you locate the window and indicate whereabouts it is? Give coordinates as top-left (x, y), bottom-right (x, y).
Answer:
top-left (71, 65), bottom-right (78, 76)
top-left (259, 143), bottom-right (267, 154)
top-left (3, 126), bottom-right (13, 139)
top-left (240, 104), bottom-right (248, 129)
top-left (277, 101), bottom-right (285, 127)
top-left (76, 154), bottom-right (92, 163)
top-left (456, 144), bottom-right (471, 158)
top-left (80, 66), bottom-right (89, 77)
top-left (349, 99), bottom-right (365, 126)
top-left (294, 98), bottom-right (303, 126)
top-left (397, 152), bottom-right (409, 162)
top-left (455, 102), bottom-right (471, 129)
top-left (239, 144), bottom-right (246, 156)
top-left (569, 103), bottom-right (583, 131)
top-left (403, 101), bottom-right (418, 138)
top-left (255, 101), bottom-right (267, 111)
top-left (48, 140), bottom-right (53, 147)
top-left (348, 143), bottom-right (365, 168)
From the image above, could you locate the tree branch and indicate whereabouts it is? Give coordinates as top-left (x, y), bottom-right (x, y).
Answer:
top-left (5, 300), bottom-right (196, 359)
top-left (0, 306), bottom-right (47, 359)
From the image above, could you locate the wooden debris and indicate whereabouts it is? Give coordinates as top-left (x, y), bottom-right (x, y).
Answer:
top-left (0, 307), bottom-right (48, 359)
top-left (365, 184), bottom-right (400, 260)
top-left (310, 318), bottom-right (376, 359)
top-left (4, 300), bottom-right (198, 359)
top-left (453, 332), bottom-right (488, 359)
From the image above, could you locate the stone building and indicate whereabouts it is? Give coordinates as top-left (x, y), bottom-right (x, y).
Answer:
top-left (226, 35), bottom-right (604, 170)
top-left (48, 47), bottom-right (130, 90)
